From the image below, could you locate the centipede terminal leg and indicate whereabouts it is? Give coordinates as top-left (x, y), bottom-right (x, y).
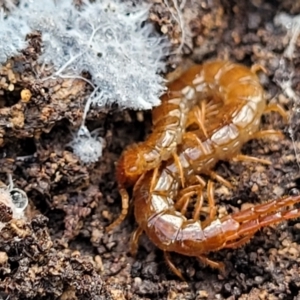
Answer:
top-left (224, 195), bottom-right (300, 224)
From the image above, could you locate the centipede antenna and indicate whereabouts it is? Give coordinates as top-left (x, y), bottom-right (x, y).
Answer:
top-left (106, 187), bottom-right (129, 232)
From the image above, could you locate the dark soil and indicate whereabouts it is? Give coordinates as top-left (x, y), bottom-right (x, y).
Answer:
top-left (1, 0), bottom-right (300, 299)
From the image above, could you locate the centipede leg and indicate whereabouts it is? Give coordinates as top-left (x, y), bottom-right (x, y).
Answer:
top-left (207, 180), bottom-right (217, 220)
top-left (264, 103), bottom-right (288, 122)
top-left (149, 166), bottom-right (159, 193)
top-left (197, 255), bottom-right (225, 274)
top-left (193, 103), bottom-right (208, 138)
top-left (192, 192), bottom-right (204, 221)
top-left (224, 233), bottom-right (255, 249)
top-left (207, 170), bottom-right (233, 189)
top-left (193, 175), bottom-right (206, 187)
top-left (172, 152), bottom-right (185, 188)
top-left (179, 192), bottom-right (194, 216)
top-left (106, 187), bottom-right (129, 232)
top-left (251, 64), bottom-right (267, 74)
top-left (130, 226), bottom-right (143, 256)
top-left (183, 132), bottom-right (207, 156)
top-left (175, 176), bottom-right (205, 214)
top-left (232, 154), bottom-right (271, 165)
top-left (164, 251), bottom-right (186, 281)
top-left (200, 180), bottom-right (217, 227)
top-left (175, 187), bottom-right (203, 216)
top-left (251, 129), bottom-right (284, 140)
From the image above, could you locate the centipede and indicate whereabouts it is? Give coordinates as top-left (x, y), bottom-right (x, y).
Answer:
top-left (108, 60), bottom-right (299, 279)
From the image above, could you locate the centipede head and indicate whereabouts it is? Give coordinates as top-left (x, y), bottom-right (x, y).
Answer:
top-left (116, 144), bottom-right (146, 187)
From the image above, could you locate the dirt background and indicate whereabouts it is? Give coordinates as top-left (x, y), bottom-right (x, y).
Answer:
top-left (1, 0), bottom-right (300, 299)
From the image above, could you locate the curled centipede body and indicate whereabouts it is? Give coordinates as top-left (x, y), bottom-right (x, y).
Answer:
top-left (117, 60), bottom-right (284, 188)
top-left (117, 71), bottom-right (199, 188)
top-left (111, 60), bottom-right (295, 278)
top-left (106, 70), bottom-right (200, 231)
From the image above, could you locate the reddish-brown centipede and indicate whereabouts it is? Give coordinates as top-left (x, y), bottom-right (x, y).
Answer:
top-left (109, 61), bottom-right (296, 279)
